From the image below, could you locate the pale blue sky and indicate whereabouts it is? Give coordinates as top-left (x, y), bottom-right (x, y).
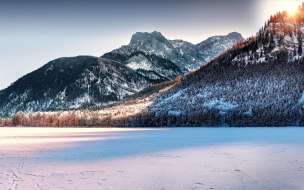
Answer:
top-left (0, 0), bottom-right (301, 89)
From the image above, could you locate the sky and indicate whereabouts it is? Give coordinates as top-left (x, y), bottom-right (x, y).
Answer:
top-left (0, 0), bottom-right (302, 90)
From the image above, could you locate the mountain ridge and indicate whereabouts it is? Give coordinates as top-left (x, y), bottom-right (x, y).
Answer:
top-left (102, 31), bottom-right (244, 80)
top-left (0, 31), bottom-right (243, 118)
top-left (0, 56), bottom-right (150, 117)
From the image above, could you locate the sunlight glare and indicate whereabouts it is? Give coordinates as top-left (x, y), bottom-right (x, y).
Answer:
top-left (263, 0), bottom-right (301, 18)
top-left (0, 127), bottom-right (163, 148)
top-left (278, 1), bottom-right (300, 16)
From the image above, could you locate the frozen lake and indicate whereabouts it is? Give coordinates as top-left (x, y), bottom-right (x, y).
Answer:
top-left (1, 127), bottom-right (304, 190)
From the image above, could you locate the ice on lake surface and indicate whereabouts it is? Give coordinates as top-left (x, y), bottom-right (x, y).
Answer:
top-left (1, 127), bottom-right (304, 190)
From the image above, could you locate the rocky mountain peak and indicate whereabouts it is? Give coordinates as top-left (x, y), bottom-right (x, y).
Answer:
top-left (102, 31), bottom-right (244, 81)
top-left (227, 32), bottom-right (244, 41)
top-left (130, 31), bottom-right (169, 46)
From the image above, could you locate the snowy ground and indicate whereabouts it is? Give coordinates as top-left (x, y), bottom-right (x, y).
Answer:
top-left (1, 127), bottom-right (304, 190)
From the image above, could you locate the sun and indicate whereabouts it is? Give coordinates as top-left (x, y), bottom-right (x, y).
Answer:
top-left (281, 1), bottom-right (300, 16)
top-left (287, 9), bottom-right (298, 16)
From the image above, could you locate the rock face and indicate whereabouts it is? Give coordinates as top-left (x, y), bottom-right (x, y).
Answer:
top-left (0, 56), bottom-right (150, 117)
top-left (102, 31), bottom-right (244, 81)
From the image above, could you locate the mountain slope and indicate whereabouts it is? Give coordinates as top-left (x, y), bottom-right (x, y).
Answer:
top-left (102, 31), bottom-right (244, 81)
top-left (0, 56), bottom-right (150, 117)
top-left (140, 10), bottom-right (304, 126)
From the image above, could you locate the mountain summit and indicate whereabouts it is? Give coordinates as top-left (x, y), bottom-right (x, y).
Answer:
top-left (130, 31), bottom-right (170, 46)
top-left (227, 32), bottom-right (244, 40)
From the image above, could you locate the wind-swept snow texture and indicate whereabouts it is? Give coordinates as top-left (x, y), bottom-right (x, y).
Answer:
top-left (0, 127), bottom-right (304, 189)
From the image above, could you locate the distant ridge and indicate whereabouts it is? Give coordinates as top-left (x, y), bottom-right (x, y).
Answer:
top-left (102, 31), bottom-right (244, 81)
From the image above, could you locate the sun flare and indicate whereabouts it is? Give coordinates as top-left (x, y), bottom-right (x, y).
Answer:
top-left (287, 9), bottom-right (298, 16)
top-left (281, 1), bottom-right (300, 16)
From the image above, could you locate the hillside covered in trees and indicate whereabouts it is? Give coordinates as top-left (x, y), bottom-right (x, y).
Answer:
top-left (0, 56), bottom-right (151, 118)
top-left (2, 5), bottom-right (304, 127)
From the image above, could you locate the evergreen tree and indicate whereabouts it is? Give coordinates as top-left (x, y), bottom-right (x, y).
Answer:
top-left (270, 32), bottom-right (275, 51)
top-left (298, 30), bottom-right (302, 55)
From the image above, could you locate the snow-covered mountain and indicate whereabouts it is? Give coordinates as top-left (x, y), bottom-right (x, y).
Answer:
top-left (0, 56), bottom-right (150, 117)
top-left (4, 7), bottom-right (304, 127)
top-left (102, 31), bottom-right (244, 81)
top-left (0, 31), bottom-right (243, 118)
